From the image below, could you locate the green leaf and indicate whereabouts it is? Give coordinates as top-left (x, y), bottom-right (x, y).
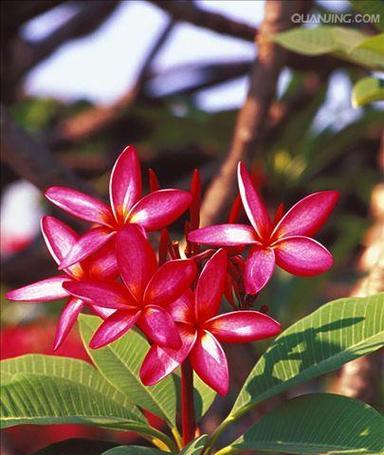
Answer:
top-left (79, 314), bottom-right (177, 426)
top-left (193, 374), bottom-right (216, 418)
top-left (350, 1), bottom-right (384, 31)
top-left (352, 77), bottom-right (384, 107)
top-left (1, 354), bottom-right (143, 421)
top-left (1, 373), bottom-right (144, 429)
top-left (351, 34), bottom-right (384, 56)
top-left (31, 438), bottom-right (117, 455)
top-left (101, 447), bottom-right (164, 455)
top-left (273, 26), bottom-right (384, 69)
top-left (230, 394), bottom-right (384, 454)
top-left (180, 435), bottom-right (208, 454)
top-left (232, 293), bottom-right (384, 417)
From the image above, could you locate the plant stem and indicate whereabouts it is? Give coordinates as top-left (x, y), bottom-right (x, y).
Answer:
top-left (181, 358), bottom-right (196, 446)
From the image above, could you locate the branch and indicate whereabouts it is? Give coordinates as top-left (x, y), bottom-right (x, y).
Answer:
top-left (199, 0), bottom-right (307, 226)
top-left (1, 106), bottom-right (93, 194)
top-left (50, 19), bottom-right (175, 146)
top-left (146, 0), bottom-right (256, 42)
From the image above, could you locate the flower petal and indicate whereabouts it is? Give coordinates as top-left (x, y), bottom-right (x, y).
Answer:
top-left (244, 246), bottom-right (275, 294)
top-left (63, 280), bottom-right (131, 309)
top-left (89, 309), bottom-right (141, 349)
top-left (140, 323), bottom-right (196, 386)
top-left (205, 311), bottom-right (281, 343)
top-left (6, 276), bottom-right (70, 302)
top-left (238, 162), bottom-right (271, 240)
top-left (274, 236), bottom-right (333, 276)
top-left (92, 305), bottom-right (115, 319)
top-left (139, 305), bottom-right (181, 349)
top-left (144, 259), bottom-right (196, 307)
top-left (188, 224), bottom-right (257, 247)
top-left (129, 189), bottom-right (192, 231)
top-left (59, 228), bottom-right (115, 270)
top-left (110, 145), bottom-right (142, 222)
top-left (45, 186), bottom-right (113, 226)
top-left (40, 216), bottom-right (78, 265)
top-left (190, 330), bottom-right (229, 396)
top-left (167, 290), bottom-right (195, 324)
top-left (84, 241), bottom-right (118, 280)
top-left (196, 249), bottom-right (227, 322)
top-left (53, 298), bottom-right (84, 351)
top-left (272, 191), bottom-right (339, 238)
top-left (116, 224), bottom-right (157, 302)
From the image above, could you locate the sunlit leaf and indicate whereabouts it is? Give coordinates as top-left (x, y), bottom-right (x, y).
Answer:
top-left (352, 77), bottom-right (384, 107)
top-left (230, 394), bottom-right (384, 454)
top-left (231, 293), bottom-right (384, 417)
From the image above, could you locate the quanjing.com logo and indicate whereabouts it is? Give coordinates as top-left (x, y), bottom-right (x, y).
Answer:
top-left (291, 13), bottom-right (381, 25)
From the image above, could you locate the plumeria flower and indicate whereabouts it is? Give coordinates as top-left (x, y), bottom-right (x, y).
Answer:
top-left (188, 162), bottom-right (339, 294)
top-left (6, 216), bottom-right (117, 350)
top-left (64, 224), bottom-right (197, 349)
top-left (140, 249), bottom-right (281, 396)
top-left (45, 145), bottom-right (192, 270)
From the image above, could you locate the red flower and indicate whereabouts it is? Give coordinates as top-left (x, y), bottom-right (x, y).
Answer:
top-left (188, 162), bottom-right (339, 294)
top-left (64, 224), bottom-right (197, 349)
top-left (45, 146), bottom-right (192, 269)
top-left (6, 216), bottom-right (117, 350)
top-left (140, 249), bottom-right (281, 396)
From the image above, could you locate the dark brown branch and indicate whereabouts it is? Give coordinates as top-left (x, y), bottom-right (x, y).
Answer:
top-left (200, 0), bottom-right (307, 226)
top-left (146, 0), bottom-right (256, 42)
top-left (1, 106), bottom-right (93, 194)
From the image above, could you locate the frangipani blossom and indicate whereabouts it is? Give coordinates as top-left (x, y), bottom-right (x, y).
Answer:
top-left (45, 145), bottom-right (192, 270)
top-left (64, 224), bottom-right (197, 349)
top-left (188, 162), bottom-right (339, 294)
top-left (140, 249), bottom-right (281, 395)
top-left (6, 216), bottom-right (117, 350)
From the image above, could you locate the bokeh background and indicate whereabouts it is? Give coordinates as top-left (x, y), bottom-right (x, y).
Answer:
top-left (1, 1), bottom-right (383, 454)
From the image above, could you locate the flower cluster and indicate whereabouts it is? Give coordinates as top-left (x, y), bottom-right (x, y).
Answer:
top-left (7, 145), bottom-right (338, 395)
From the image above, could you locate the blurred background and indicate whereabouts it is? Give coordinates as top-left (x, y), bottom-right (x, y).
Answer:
top-left (1, 1), bottom-right (383, 454)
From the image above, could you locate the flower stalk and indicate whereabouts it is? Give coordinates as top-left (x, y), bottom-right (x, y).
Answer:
top-left (181, 358), bottom-right (196, 446)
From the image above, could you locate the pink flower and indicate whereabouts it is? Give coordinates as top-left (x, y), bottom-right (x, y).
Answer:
top-left (63, 224), bottom-right (197, 349)
top-left (140, 249), bottom-right (281, 396)
top-left (6, 216), bottom-right (118, 350)
top-left (45, 146), bottom-right (192, 270)
top-left (188, 162), bottom-right (339, 294)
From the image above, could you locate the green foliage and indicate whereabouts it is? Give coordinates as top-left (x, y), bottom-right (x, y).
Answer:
top-left (79, 314), bottom-right (177, 426)
top-left (31, 439), bottom-right (117, 455)
top-left (350, 0), bottom-right (384, 31)
top-left (229, 394), bottom-right (384, 454)
top-left (180, 435), bottom-right (208, 454)
top-left (352, 77), bottom-right (384, 107)
top-left (231, 293), bottom-right (384, 417)
top-left (273, 27), bottom-right (384, 70)
top-left (101, 447), bottom-right (164, 455)
top-left (351, 34), bottom-right (384, 57)
top-left (1, 372), bottom-right (142, 429)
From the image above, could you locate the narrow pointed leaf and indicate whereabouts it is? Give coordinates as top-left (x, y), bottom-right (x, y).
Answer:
top-left (79, 314), bottom-right (177, 426)
top-left (231, 394), bottom-right (384, 454)
top-left (180, 435), bottom-right (209, 455)
top-left (101, 447), bottom-right (164, 454)
top-left (231, 293), bottom-right (384, 416)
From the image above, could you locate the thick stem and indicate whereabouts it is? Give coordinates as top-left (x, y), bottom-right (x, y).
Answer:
top-left (181, 358), bottom-right (196, 446)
